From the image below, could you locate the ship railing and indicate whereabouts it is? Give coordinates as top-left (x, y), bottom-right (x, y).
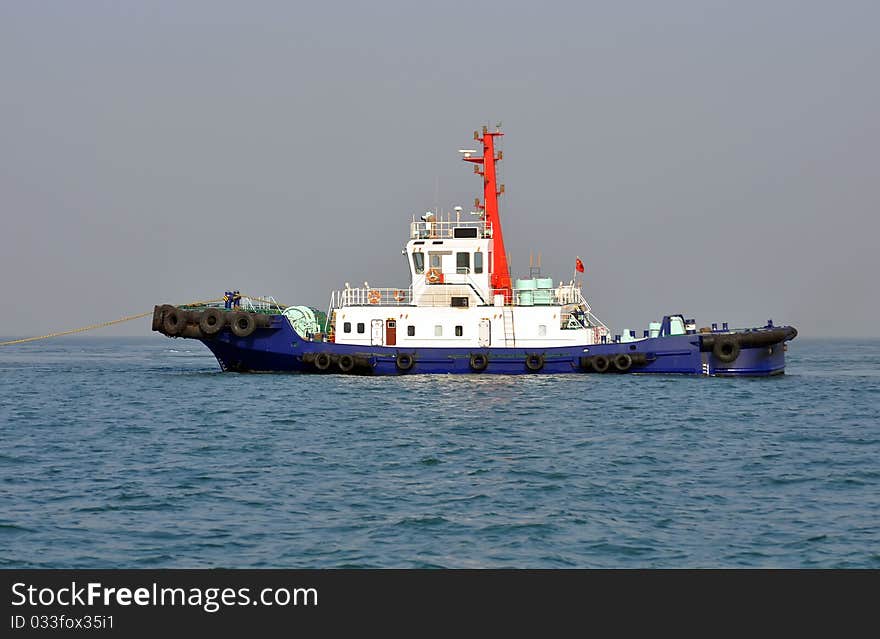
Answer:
top-left (180, 296), bottom-right (285, 314)
top-left (239, 295), bottom-right (285, 314)
top-left (336, 287), bottom-right (414, 307)
top-left (555, 285), bottom-right (609, 330)
top-left (486, 285), bottom-right (610, 331)
top-left (410, 220), bottom-right (492, 240)
top-left (488, 287), bottom-right (579, 306)
top-left (488, 284), bottom-right (589, 307)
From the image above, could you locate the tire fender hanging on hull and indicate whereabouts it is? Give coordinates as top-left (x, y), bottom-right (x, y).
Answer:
top-left (469, 353), bottom-right (489, 372)
top-left (525, 353), bottom-right (545, 372)
top-left (396, 353), bottom-right (415, 372)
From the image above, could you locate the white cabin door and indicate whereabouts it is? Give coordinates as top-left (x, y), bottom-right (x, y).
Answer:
top-left (478, 318), bottom-right (491, 347)
top-left (371, 319), bottom-right (384, 346)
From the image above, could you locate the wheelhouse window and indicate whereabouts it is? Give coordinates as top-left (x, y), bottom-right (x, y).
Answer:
top-left (357, 322), bottom-right (365, 334)
top-left (456, 252), bottom-right (470, 274)
top-left (434, 325), bottom-right (443, 337)
top-left (455, 325), bottom-right (463, 337)
top-left (407, 325), bottom-right (415, 337)
top-left (411, 252), bottom-right (424, 274)
top-left (343, 322), bottom-right (351, 333)
top-left (474, 252), bottom-right (483, 274)
top-left (429, 253), bottom-right (442, 269)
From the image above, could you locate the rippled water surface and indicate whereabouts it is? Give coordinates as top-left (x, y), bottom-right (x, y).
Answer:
top-left (1, 336), bottom-right (878, 567)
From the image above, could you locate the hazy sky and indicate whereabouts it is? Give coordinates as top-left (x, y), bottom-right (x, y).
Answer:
top-left (2, 1), bottom-right (878, 338)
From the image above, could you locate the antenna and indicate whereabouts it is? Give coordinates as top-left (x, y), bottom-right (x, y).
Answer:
top-left (529, 251), bottom-right (541, 278)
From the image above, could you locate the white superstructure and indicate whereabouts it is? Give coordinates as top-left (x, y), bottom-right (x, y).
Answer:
top-left (326, 216), bottom-right (608, 348)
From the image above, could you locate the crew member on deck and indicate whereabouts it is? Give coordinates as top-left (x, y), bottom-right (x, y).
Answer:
top-left (232, 291), bottom-right (242, 308)
top-left (224, 291), bottom-right (232, 309)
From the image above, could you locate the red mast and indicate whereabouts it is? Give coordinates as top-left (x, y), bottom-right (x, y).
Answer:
top-left (463, 125), bottom-right (511, 298)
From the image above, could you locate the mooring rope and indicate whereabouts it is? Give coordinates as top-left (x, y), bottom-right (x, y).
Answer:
top-left (0, 297), bottom-right (229, 347)
top-left (0, 311), bottom-right (155, 346)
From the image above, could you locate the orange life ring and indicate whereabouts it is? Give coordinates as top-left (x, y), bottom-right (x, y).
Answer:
top-left (393, 290), bottom-right (406, 302)
top-left (426, 269), bottom-right (441, 284)
top-left (368, 290), bottom-right (381, 304)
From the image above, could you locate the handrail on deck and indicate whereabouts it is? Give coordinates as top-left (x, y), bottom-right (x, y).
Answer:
top-left (336, 287), bottom-right (413, 307)
top-left (328, 281), bottom-right (610, 331)
top-left (410, 220), bottom-right (493, 240)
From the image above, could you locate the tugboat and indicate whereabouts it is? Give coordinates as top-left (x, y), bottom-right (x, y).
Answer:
top-left (153, 126), bottom-right (796, 375)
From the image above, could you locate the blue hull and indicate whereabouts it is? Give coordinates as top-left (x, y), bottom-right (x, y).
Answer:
top-left (191, 315), bottom-right (792, 377)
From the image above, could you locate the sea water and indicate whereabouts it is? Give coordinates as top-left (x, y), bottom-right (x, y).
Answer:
top-left (1, 336), bottom-right (878, 567)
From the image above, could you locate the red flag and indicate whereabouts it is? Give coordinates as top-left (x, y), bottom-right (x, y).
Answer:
top-left (575, 257), bottom-right (585, 273)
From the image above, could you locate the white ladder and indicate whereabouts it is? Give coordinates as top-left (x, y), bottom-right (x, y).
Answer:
top-left (502, 307), bottom-right (516, 347)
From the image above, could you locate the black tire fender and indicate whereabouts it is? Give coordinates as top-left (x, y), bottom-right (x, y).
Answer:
top-left (162, 307), bottom-right (188, 336)
top-left (613, 353), bottom-right (633, 372)
top-left (314, 352), bottom-right (332, 371)
top-left (338, 354), bottom-right (355, 373)
top-left (199, 308), bottom-right (226, 336)
top-left (230, 312), bottom-right (256, 338)
top-left (396, 353), bottom-right (414, 372)
top-left (525, 353), bottom-right (544, 372)
top-left (469, 353), bottom-right (489, 372)
top-left (592, 355), bottom-right (610, 373)
top-left (713, 336), bottom-right (741, 363)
